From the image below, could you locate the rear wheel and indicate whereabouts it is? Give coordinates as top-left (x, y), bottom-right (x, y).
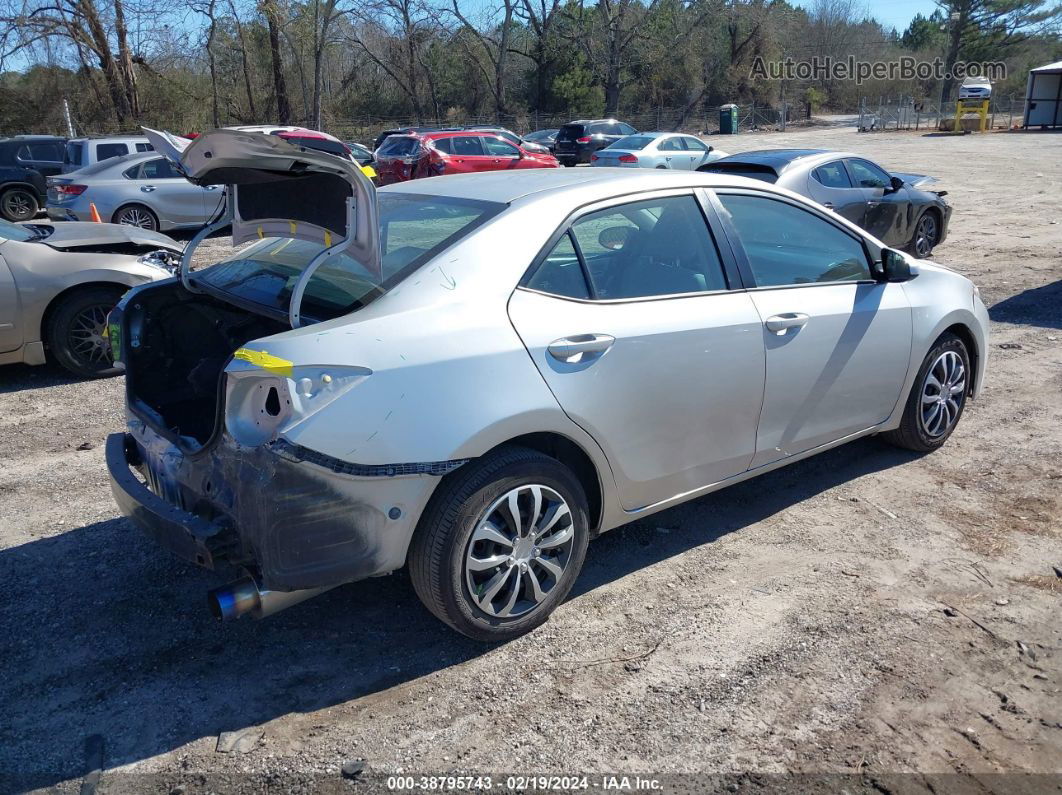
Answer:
top-left (409, 446), bottom-right (590, 641)
top-left (112, 203), bottom-right (159, 231)
top-left (46, 286), bottom-right (125, 378)
top-left (1, 187), bottom-right (38, 222)
top-left (882, 332), bottom-right (970, 452)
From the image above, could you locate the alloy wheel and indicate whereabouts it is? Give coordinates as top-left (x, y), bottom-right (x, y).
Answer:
top-left (464, 484), bottom-right (575, 619)
top-left (2, 189), bottom-right (35, 221)
top-left (116, 206), bottom-right (156, 230)
top-left (920, 350), bottom-right (966, 438)
top-left (67, 304), bottom-right (112, 368)
top-left (914, 214), bottom-right (938, 257)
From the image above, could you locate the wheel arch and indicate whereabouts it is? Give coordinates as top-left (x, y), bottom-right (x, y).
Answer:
top-left (39, 280), bottom-right (129, 349)
top-left (478, 432), bottom-right (604, 534)
top-left (110, 201), bottom-right (159, 228)
top-left (940, 321), bottom-right (980, 399)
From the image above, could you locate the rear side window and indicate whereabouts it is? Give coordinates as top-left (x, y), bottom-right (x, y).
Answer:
top-left (611, 135), bottom-right (653, 150)
top-left (17, 142), bottom-right (63, 162)
top-left (813, 162), bottom-right (852, 188)
top-left (526, 232), bottom-right (590, 299)
top-left (658, 137), bottom-right (684, 151)
top-left (378, 137), bottom-right (419, 157)
top-left (717, 194), bottom-right (871, 287)
top-left (65, 141), bottom-right (84, 166)
top-left (95, 143), bottom-right (129, 161)
top-left (140, 158), bottom-right (180, 179)
top-left (431, 138), bottom-right (453, 154)
top-left (558, 124), bottom-right (585, 141)
top-left (528, 195), bottom-right (727, 300)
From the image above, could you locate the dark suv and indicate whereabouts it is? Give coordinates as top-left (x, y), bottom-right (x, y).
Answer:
top-left (554, 119), bottom-right (637, 166)
top-left (0, 136), bottom-right (65, 222)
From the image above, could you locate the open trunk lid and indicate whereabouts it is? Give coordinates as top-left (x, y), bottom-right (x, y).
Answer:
top-left (143, 128), bottom-right (381, 318)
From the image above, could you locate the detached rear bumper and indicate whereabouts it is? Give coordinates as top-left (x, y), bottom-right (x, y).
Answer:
top-left (107, 424), bottom-right (444, 591)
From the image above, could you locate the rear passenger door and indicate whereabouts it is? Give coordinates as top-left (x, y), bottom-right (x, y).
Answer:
top-left (508, 191), bottom-right (766, 511)
top-left (16, 142), bottom-right (64, 177)
top-left (449, 135), bottom-right (494, 172)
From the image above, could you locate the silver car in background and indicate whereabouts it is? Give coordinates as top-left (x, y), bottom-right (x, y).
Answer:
top-left (47, 152), bottom-right (224, 231)
top-left (107, 130), bottom-right (988, 643)
top-left (591, 132), bottom-right (728, 170)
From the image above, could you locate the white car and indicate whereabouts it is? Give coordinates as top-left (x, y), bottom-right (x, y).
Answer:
top-left (590, 132), bottom-right (728, 170)
top-left (106, 129), bottom-right (988, 641)
top-left (958, 76), bottom-right (992, 101)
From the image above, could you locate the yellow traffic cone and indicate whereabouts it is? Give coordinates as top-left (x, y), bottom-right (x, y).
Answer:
top-left (89, 203), bottom-right (102, 223)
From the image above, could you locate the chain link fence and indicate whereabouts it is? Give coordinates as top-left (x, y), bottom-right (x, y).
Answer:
top-left (857, 94), bottom-right (1027, 133)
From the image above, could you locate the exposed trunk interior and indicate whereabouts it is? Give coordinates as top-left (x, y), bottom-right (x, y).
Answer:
top-left (124, 282), bottom-right (287, 448)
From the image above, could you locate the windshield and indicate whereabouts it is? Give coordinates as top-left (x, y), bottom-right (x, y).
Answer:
top-left (193, 193), bottom-right (504, 321)
top-left (609, 135), bottom-right (654, 150)
top-left (0, 219), bottom-right (38, 242)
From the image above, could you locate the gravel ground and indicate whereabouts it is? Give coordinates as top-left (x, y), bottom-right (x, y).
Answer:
top-left (0, 126), bottom-right (1060, 794)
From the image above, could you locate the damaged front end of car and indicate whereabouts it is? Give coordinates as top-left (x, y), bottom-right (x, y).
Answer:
top-left (105, 128), bottom-right (441, 618)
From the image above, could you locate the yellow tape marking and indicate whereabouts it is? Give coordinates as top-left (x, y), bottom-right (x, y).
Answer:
top-left (361, 165), bottom-right (377, 179)
top-left (232, 348), bottom-right (294, 377)
top-left (257, 225), bottom-right (264, 239)
top-left (289, 220), bottom-right (297, 236)
top-left (324, 230), bottom-right (332, 247)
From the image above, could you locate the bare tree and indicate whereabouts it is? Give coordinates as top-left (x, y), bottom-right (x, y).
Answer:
top-left (260, 0), bottom-right (291, 122)
top-left (449, 0), bottom-right (517, 119)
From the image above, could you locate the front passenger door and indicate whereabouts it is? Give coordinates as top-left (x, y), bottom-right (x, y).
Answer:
top-left (846, 158), bottom-right (908, 246)
top-left (714, 191), bottom-right (912, 467)
top-left (509, 192), bottom-right (765, 511)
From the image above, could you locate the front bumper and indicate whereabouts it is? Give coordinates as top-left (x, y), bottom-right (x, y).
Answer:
top-left (107, 423), bottom-right (441, 591)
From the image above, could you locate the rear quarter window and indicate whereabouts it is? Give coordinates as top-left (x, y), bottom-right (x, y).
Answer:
top-left (703, 163), bottom-right (778, 184)
top-left (65, 141), bottom-right (84, 166)
top-left (378, 137), bottom-right (419, 157)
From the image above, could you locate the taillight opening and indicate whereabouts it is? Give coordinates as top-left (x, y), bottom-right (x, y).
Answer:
top-left (618, 154), bottom-right (638, 163)
top-left (56, 184), bottom-right (87, 196)
top-left (576, 136), bottom-right (592, 144)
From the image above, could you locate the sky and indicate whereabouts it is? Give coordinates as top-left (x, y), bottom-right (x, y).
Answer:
top-left (792, 0), bottom-right (941, 34)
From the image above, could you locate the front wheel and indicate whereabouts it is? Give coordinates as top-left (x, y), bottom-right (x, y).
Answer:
top-left (409, 446), bottom-right (590, 642)
top-left (46, 286), bottom-right (125, 378)
top-left (882, 332), bottom-right (970, 452)
top-left (907, 210), bottom-right (940, 258)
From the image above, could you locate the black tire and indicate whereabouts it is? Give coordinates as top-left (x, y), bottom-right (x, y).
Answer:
top-left (409, 446), bottom-right (590, 642)
top-left (46, 286), bottom-right (125, 378)
top-left (1, 187), bottom-right (39, 222)
top-left (882, 332), bottom-right (970, 452)
top-left (112, 203), bottom-right (159, 231)
top-left (906, 209), bottom-right (941, 259)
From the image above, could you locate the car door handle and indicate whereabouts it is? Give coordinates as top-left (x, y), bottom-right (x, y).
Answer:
top-left (822, 202), bottom-right (835, 210)
top-left (866, 200), bottom-right (880, 207)
top-left (203, 185), bottom-right (220, 191)
top-left (764, 313), bottom-right (810, 334)
top-left (140, 185), bottom-right (156, 192)
top-left (547, 334), bottom-right (615, 363)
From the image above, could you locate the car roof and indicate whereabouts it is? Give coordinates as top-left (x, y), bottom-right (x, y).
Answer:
top-left (68, 135), bottom-right (149, 142)
top-left (380, 167), bottom-right (774, 205)
top-left (715, 148), bottom-right (830, 166)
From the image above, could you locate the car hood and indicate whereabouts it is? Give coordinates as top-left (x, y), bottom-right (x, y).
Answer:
top-left (143, 127), bottom-right (380, 276)
top-left (891, 172), bottom-right (939, 189)
top-left (23, 221), bottom-right (182, 252)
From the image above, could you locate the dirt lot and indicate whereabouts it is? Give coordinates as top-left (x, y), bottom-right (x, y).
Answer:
top-left (1, 126), bottom-right (1060, 794)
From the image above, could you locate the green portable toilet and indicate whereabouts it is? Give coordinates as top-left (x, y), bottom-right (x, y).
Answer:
top-left (720, 104), bottom-right (739, 134)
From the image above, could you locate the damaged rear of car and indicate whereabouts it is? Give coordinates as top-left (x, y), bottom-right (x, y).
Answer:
top-left (106, 128), bottom-right (512, 622)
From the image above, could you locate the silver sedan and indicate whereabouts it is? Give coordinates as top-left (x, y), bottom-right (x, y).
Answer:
top-left (591, 132), bottom-right (729, 170)
top-left (47, 152), bottom-right (224, 231)
top-left (107, 131), bottom-right (988, 642)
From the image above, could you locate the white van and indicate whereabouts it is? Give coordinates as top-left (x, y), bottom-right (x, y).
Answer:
top-left (62, 136), bottom-right (154, 173)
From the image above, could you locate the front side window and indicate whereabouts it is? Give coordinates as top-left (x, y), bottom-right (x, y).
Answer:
top-left (529, 195), bottom-right (727, 300)
top-left (846, 158), bottom-right (890, 189)
top-left (451, 136), bottom-right (485, 156)
top-left (95, 143), bottom-right (129, 161)
top-left (684, 137), bottom-right (708, 151)
top-left (482, 137), bottom-right (520, 157)
top-left (717, 193), bottom-right (871, 287)
top-left (813, 161), bottom-right (852, 189)
top-left (194, 194), bottom-right (504, 321)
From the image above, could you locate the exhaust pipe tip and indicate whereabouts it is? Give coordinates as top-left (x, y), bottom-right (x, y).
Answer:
top-left (208, 576), bottom-right (261, 621)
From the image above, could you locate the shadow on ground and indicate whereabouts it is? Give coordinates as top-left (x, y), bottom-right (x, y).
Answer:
top-left (0, 361), bottom-right (89, 394)
top-left (989, 280), bottom-right (1062, 330)
top-left (0, 437), bottom-right (918, 790)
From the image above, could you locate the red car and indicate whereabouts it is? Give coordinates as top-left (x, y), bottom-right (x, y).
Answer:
top-left (374, 130), bottom-right (560, 185)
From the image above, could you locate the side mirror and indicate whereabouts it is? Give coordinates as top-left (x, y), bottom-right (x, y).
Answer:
top-left (877, 248), bottom-right (913, 282)
top-left (887, 175), bottom-right (904, 193)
